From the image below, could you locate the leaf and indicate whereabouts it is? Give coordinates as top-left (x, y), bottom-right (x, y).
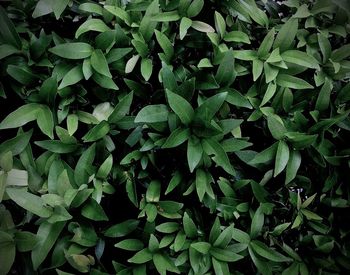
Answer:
top-left (281, 50), bottom-right (320, 69)
top-left (0, 6), bottom-right (22, 49)
top-left (79, 3), bottom-right (103, 15)
top-left (74, 143), bottom-right (96, 186)
top-left (180, 17), bottom-right (192, 40)
top-left (0, 44), bottom-right (20, 59)
top-left (31, 221), bottom-right (66, 270)
top-left (273, 18), bottom-right (298, 52)
top-left (187, 136), bottom-right (203, 172)
top-left (261, 82), bottom-right (277, 106)
top-left (285, 150), bottom-right (301, 184)
top-left (276, 74), bottom-right (313, 89)
top-left (0, 231), bottom-right (16, 275)
top-left (214, 11), bottom-right (226, 38)
top-left (162, 128), bottom-right (190, 149)
top-left (58, 65), bottom-right (84, 89)
top-left (0, 130), bottom-right (33, 156)
top-left (191, 242), bottom-right (211, 254)
top-left (224, 31), bottom-right (250, 44)
top-left (141, 58), bottom-right (153, 81)
top-left (139, 0), bottom-right (159, 42)
top-left (166, 90), bottom-right (194, 125)
top-left (104, 5), bottom-right (131, 25)
top-left (128, 248), bottom-right (153, 264)
top-left (250, 240), bottom-right (292, 262)
top-left (315, 78), bottom-right (333, 111)
top-left (91, 49), bottom-right (112, 78)
top-left (134, 104), bottom-right (169, 123)
top-left (96, 155), bottom-right (113, 179)
top-left (215, 51), bottom-right (236, 86)
top-left (187, 0), bottom-right (204, 17)
top-left (67, 114), bottom-right (78, 136)
top-left (213, 224), bottom-right (234, 248)
top-left (318, 33), bottom-right (331, 63)
top-left (52, 0), bottom-right (69, 19)
top-left (152, 11), bottom-right (180, 22)
top-left (146, 180), bottom-right (161, 203)
top-left (258, 28), bottom-right (275, 57)
top-left (49, 43), bottom-right (93, 59)
top-left (104, 219), bottom-right (139, 238)
top-left (32, 0), bottom-right (53, 18)
top-left (210, 247), bottom-right (244, 262)
top-left (250, 206), bottom-right (264, 238)
top-left (75, 19), bottom-right (110, 38)
top-left (274, 140), bottom-right (290, 177)
top-left (81, 198), bottom-right (108, 221)
top-left (202, 138), bottom-right (235, 175)
top-left (0, 103), bottom-right (40, 130)
top-left (125, 55), bottom-right (140, 74)
top-left (191, 21), bottom-right (215, 33)
top-left (195, 169), bottom-right (207, 201)
top-left (6, 188), bottom-right (52, 217)
top-left (115, 239), bottom-right (144, 251)
top-left (82, 121), bottom-right (110, 142)
top-left (195, 92), bottom-right (228, 120)
top-left (7, 65), bottom-right (37, 85)
top-left (15, 231), bottom-right (38, 252)
top-left (37, 105), bottom-right (54, 139)
top-left (108, 92), bottom-right (133, 123)
top-left (267, 114), bottom-right (287, 140)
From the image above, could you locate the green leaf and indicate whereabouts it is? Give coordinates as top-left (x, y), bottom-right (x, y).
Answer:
top-left (250, 240), bottom-right (292, 262)
top-left (191, 242), bottom-right (211, 254)
top-left (183, 212), bottom-right (197, 238)
top-left (74, 143), bottom-right (95, 187)
top-left (125, 55), bottom-right (140, 74)
top-left (134, 104), bottom-right (169, 123)
top-left (258, 28), bottom-right (275, 57)
top-left (104, 219), bottom-right (139, 238)
top-left (109, 92), bottom-right (134, 123)
top-left (7, 65), bottom-right (37, 85)
top-left (92, 73), bottom-right (119, 90)
top-left (0, 130), bottom-right (33, 156)
top-left (224, 31), bottom-right (250, 44)
top-left (141, 58), bottom-right (153, 81)
top-left (146, 180), bottom-right (161, 203)
top-left (152, 11), bottom-right (180, 22)
top-left (75, 19), bottom-right (110, 38)
top-left (285, 150), bottom-right (301, 184)
top-left (315, 78), bottom-right (333, 111)
top-left (91, 49), bottom-right (112, 78)
top-left (82, 121), bottom-right (110, 142)
top-left (293, 4), bottom-right (311, 18)
top-left (281, 50), bottom-right (320, 69)
top-left (81, 198), bottom-right (108, 221)
top-left (276, 74), bottom-right (313, 89)
top-left (96, 155), bottom-right (113, 179)
top-left (79, 3), bottom-right (103, 15)
top-left (210, 247), bottom-right (244, 262)
top-left (166, 90), bottom-right (194, 125)
top-left (180, 17), bottom-right (192, 40)
top-left (67, 114), bottom-right (78, 136)
top-left (213, 224), bottom-right (234, 248)
top-left (155, 30), bottom-right (174, 62)
top-left (31, 221), bottom-right (66, 270)
top-left (58, 65), bottom-right (84, 89)
top-left (318, 33), bottom-right (331, 63)
top-left (15, 231), bottom-right (38, 252)
top-left (187, 0), bottom-right (204, 18)
top-left (115, 239), bottom-right (144, 251)
top-left (0, 231), bottom-right (15, 275)
top-left (52, 0), bottom-right (69, 19)
top-left (139, 0), bottom-right (159, 42)
top-left (0, 6), bottom-right (22, 49)
top-left (232, 50), bottom-right (258, 61)
top-left (187, 136), bottom-right (203, 172)
top-left (162, 128), bottom-right (190, 149)
top-left (6, 188), bottom-right (52, 217)
top-left (104, 5), bottom-right (131, 25)
top-left (37, 105), bottom-right (54, 139)
top-left (195, 92), bottom-right (228, 121)
top-left (195, 169), bottom-right (207, 201)
top-left (250, 206), bottom-right (264, 238)
top-left (49, 43), bottom-right (93, 59)
top-left (191, 21), bottom-right (215, 33)
top-left (0, 103), bottom-right (40, 130)
top-left (267, 114), bottom-right (287, 140)
top-left (261, 82), bottom-right (277, 106)
top-left (214, 11), bottom-right (226, 38)
top-left (274, 140), bottom-right (290, 177)
top-left (273, 18), bottom-right (298, 52)
top-left (0, 44), bottom-right (20, 59)
top-left (128, 248), bottom-right (153, 264)
top-left (202, 138), bottom-right (235, 175)
top-left (215, 51), bottom-right (236, 86)
top-left (35, 140), bottom-right (77, 153)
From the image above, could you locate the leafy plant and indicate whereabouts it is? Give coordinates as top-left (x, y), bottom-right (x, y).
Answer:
top-left (0, 0), bottom-right (350, 274)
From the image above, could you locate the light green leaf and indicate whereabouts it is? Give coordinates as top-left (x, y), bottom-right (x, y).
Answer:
top-left (141, 58), bottom-right (153, 81)
top-left (281, 50), bottom-right (320, 69)
top-left (180, 17), bottom-right (192, 40)
top-left (0, 103), bottom-right (40, 130)
top-left (58, 65), bottom-right (84, 89)
top-left (49, 43), bottom-right (93, 59)
top-left (166, 90), bottom-right (194, 125)
top-left (134, 104), bottom-right (168, 123)
top-left (37, 105), bottom-right (54, 139)
top-left (276, 74), bottom-right (313, 89)
top-left (250, 240), bottom-right (292, 262)
top-left (224, 31), bottom-right (250, 44)
top-left (214, 11), bottom-right (226, 38)
top-left (191, 21), bottom-right (215, 33)
top-left (273, 18), bottom-right (298, 52)
top-left (91, 49), bottom-right (112, 78)
top-left (152, 11), bottom-right (180, 22)
top-left (75, 19), bottom-right (110, 38)
top-left (187, 0), bottom-right (204, 18)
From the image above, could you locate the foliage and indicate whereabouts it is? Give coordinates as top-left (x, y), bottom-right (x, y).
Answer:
top-left (1, 0), bottom-right (350, 274)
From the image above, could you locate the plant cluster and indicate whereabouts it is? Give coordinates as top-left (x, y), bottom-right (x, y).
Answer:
top-left (0, 0), bottom-right (350, 274)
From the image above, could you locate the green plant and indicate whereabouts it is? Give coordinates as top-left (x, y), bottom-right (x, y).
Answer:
top-left (0, 0), bottom-right (350, 274)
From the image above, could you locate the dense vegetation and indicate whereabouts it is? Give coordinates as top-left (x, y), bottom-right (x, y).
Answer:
top-left (0, 0), bottom-right (350, 274)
